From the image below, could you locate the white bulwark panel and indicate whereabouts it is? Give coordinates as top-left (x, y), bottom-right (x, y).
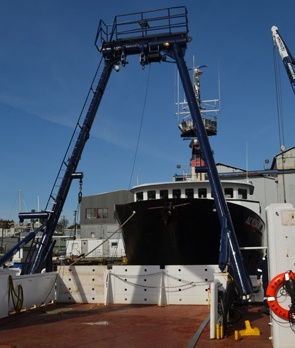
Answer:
top-left (164, 265), bottom-right (214, 305)
top-left (106, 265), bottom-right (162, 305)
top-left (55, 264), bottom-right (220, 306)
top-left (266, 203), bottom-right (295, 348)
top-left (57, 265), bottom-right (107, 303)
top-left (106, 265), bottom-right (217, 305)
top-left (0, 271), bottom-right (56, 319)
top-left (0, 274), bottom-right (9, 318)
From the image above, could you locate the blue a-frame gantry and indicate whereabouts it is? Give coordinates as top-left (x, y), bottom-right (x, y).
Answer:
top-left (0, 7), bottom-right (252, 296)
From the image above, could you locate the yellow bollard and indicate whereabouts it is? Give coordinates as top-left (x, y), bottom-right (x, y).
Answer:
top-left (239, 320), bottom-right (260, 336)
top-left (216, 324), bottom-right (220, 339)
top-left (234, 330), bottom-right (239, 341)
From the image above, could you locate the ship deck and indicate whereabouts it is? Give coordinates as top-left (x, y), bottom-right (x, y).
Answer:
top-left (0, 303), bottom-right (272, 348)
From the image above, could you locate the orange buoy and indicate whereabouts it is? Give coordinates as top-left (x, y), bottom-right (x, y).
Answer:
top-left (266, 271), bottom-right (295, 320)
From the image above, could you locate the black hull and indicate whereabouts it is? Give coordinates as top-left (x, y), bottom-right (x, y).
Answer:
top-left (115, 199), bottom-right (264, 275)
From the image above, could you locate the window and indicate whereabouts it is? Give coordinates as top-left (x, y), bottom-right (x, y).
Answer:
top-left (136, 192), bottom-right (143, 201)
top-left (224, 188), bottom-right (233, 198)
top-left (198, 188), bottom-right (207, 198)
top-left (185, 188), bottom-right (194, 198)
top-left (238, 189), bottom-right (247, 199)
top-left (173, 189), bottom-right (181, 199)
top-left (160, 190), bottom-right (168, 199)
top-left (148, 190), bottom-right (156, 200)
top-left (85, 208), bottom-right (108, 219)
top-left (98, 208), bottom-right (108, 218)
top-left (111, 242), bottom-right (118, 248)
top-left (85, 208), bottom-right (97, 219)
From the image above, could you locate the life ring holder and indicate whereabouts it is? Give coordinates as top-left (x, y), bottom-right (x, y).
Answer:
top-left (266, 271), bottom-right (295, 320)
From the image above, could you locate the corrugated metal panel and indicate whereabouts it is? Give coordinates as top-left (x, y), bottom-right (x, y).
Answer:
top-left (81, 190), bottom-right (133, 225)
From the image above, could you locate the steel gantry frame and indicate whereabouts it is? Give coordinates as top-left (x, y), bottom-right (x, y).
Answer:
top-left (0, 7), bottom-right (251, 295)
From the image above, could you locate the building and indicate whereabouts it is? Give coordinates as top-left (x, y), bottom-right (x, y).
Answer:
top-left (80, 190), bottom-right (133, 240)
top-left (216, 146), bottom-right (295, 223)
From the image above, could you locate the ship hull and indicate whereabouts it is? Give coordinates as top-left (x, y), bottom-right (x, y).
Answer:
top-left (115, 199), bottom-right (264, 275)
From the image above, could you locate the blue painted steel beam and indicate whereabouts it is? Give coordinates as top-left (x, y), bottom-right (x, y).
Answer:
top-left (169, 42), bottom-right (252, 295)
top-left (0, 223), bottom-right (46, 267)
top-left (28, 57), bottom-right (116, 274)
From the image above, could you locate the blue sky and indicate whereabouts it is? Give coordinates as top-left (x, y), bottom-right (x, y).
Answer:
top-left (0, 0), bottom-right (294, 224)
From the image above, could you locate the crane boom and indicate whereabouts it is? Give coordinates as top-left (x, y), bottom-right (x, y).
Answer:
top-left (272, 26), bottom-right (295, 94)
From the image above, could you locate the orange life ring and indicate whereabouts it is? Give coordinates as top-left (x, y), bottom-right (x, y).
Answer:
top-left (266, 271), bottom-right (295, 320)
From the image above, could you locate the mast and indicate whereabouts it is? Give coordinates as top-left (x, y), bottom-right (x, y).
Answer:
top-left (176, 65), bottom-right (219, 181)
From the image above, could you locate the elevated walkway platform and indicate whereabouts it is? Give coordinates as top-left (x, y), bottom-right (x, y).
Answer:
top-left (95, 6), bottom-right (190, 65)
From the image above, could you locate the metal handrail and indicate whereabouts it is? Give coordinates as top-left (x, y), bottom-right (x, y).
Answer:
top-left (96, 6), bottom-right (188, 46)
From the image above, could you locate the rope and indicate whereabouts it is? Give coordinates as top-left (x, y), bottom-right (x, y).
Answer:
top-left (8, 275), bottom-right (24, 313)
top-left (126, 64), bottom-right (151, 196)
top-left (273, 41), bottom-right (285, 149)
top-left (40, 273), bottom-right (58, 305)
top-left (110, 271), bottom-right (212, 291)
